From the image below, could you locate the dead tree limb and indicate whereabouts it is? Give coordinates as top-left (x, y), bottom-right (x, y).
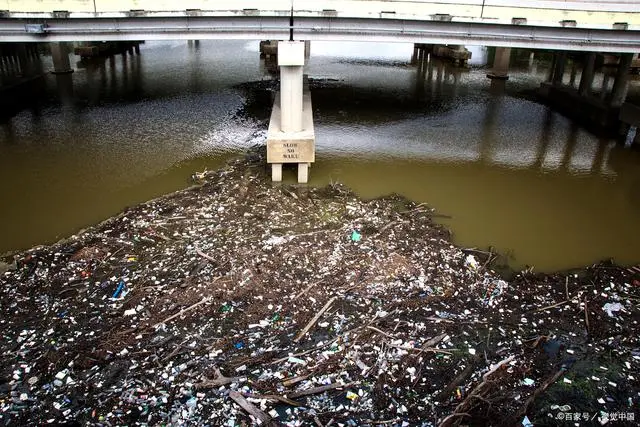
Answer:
top-left (229, 391), bottom-right (272, 424)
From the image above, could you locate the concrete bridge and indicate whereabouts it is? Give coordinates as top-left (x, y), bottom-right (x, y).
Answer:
top-left (0, 1), bottom-right (639, 51)
top-left (1, 1), bottom-right (640, 182)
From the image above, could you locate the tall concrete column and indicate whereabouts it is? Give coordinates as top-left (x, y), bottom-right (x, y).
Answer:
top-left (487, 47), bottom-right (510, 80)
top-left (552, 52), bottom-right (567, 85)
top-left (271, 41), bottom-right (306, 182)
top-left (50, 42), bottom-right (72, 74)
top-left (569, 61), bottom-right (578, 87)
top-left (416, 47), bottom-right (426, 78)
top-left (279, 54), bottom-right (304, 133)
top-left (15, 44), bottom-right (29, 76)
top-left (547, 54), bottom-right (557, 82)
top-left (610, 53), bottom-right (634, 107)
top-left (600, 74), bottom-right (611, 100)
top-left (411, 44), bottom-right (419, 64)
top-left (304, 40), bottom-right (310, 60)
top-left (578, 52), bottom-right (596, 96)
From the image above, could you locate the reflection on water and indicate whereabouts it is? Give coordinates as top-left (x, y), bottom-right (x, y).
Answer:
top-left (1, 40), bottom-right (639, 271)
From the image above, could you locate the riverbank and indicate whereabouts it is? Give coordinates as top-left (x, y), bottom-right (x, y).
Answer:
top-left (1, 148), bottom-right (638, 426)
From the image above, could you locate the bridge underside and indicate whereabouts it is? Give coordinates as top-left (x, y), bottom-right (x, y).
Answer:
top-left (0, 16), bottom-right (639, 53)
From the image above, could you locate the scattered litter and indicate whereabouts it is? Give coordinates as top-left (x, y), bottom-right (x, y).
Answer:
top-left (465, 254), bottom-right (479, 270)
top-left (602, 302), bottom-right (622, 317)
top-left (522, 378), bottom-right (535, 386)
top-left (112, 279), bottom-right (126, 299)
top-left (0, 151), bottom-right (637, 425)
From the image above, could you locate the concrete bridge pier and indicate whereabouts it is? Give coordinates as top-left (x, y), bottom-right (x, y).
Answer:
top-left (267, 41), bottom-right (315, 183)
top-left (0, 43), bottom-right (44, 87)
top-left (610, 53), bottom-right (634, 107)
top-left (620, 103), bottom-right (640, 147)
top-left (50, 43), bottom-right (73, 74)
top-left (578, 53), bottom-right (596, 96)
top-left (540, 50), bottom-right (635, 131)
top-left (550, 52), bottom-right (567, 85)
top-left (600, 74), bottom-right (611, 101)
top-left (0, 46), bottom-right (19, 78)
top-left (569, 60), bottom-right (578, 87)
top-left (427, 44), bottom-right (470, 66)
top-left (487, 47), bottom-right (510, 80)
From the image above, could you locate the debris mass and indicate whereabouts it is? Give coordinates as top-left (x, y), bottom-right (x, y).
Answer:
top-left (1, 149), bottom-right (639, 426)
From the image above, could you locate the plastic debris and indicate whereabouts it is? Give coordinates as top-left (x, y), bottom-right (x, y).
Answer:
top-left (465, 254), bottom-right (479, 270)
top-left (522, 378), bottom-right (535, 386)
top-left (0, 151), bottom-right (637, 425)
top-left (350, 230), bottom-right (361, 242)
top-left (602, 302), bottom-right (622, 317)
top-left (112, 279), bottom-right (126, 299)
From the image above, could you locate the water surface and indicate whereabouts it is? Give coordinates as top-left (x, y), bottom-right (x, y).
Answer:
top-left (1, 40), bottom-right (639, 271)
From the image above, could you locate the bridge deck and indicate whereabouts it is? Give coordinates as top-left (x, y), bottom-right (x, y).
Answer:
top-left (1, 1), bottom-right (639, 51)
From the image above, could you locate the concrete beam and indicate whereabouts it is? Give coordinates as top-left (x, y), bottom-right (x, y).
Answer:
top-left (0, 16), bottom-right (292, 43)
top-left (0, 16), bottom-right (638, 52)
top-left (293, 18), bottom-right (640, 53)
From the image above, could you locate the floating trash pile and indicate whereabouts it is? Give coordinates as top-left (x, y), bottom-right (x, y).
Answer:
top-left (0, 150), bottom-right (639, 426)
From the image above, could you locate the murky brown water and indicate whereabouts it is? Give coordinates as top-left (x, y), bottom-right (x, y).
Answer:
top-left (1, 40), bottom-right (639, 271)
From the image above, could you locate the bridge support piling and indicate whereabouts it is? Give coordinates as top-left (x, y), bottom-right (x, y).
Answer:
top-left (266, 41), bottom-right (315, 183)
top-left (271, 163), bottom-right (282, 182)
top-left (280, 67), bottom-right (303, 133)
top-left (600, 74), bottom-right (611, 100)
top-left (552, 52), bottom-right (567, 85)
top-left (620, 103), bottom-right (640, 146)
top-left (578, 52), bottom-right (596, 96)
top-left (298, 163), bottom-right (309, 183)
top-left (50, 43), bottom-right (72, 74)
top-left (487, 47), bottom-right (510, 80)
top-left (569, 60), bottom-right (578, 87)
top-left (411, 45), bottom-right (419, 64)
top-left (610, 53), bottom-right (633, 107)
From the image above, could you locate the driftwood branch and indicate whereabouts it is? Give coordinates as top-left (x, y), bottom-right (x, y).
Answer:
top-left (294, 296), bottom-right (337, 343)
top-left (367, 326), bottom-right (395, 338)
top-left (229, 391), bottom-right (272, 424)
top-left (534, 300), bottom-right (569, 312)
top-left (439, 355), bottom-right (518, 426)
top-left (515, 368), bottom-right (566, 418)
top-left (242, 393), bottom-right (302, 407)
top-left (387, 343), bottom-right (453, 355)
top-left (153, 297), bottom-right (210, 328)
top-left (294, 281), bottom-right (322, 300)
top-left (282, 373), bottom-right (312, 387)
top-left (195, 368), bottom-right (239, 389)
top-left (287, 382), bottom-right (355, 399)
top-left (584, 297), bottom-right (590, 334)
top-left (196, 249), bottom-right (217, 263)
